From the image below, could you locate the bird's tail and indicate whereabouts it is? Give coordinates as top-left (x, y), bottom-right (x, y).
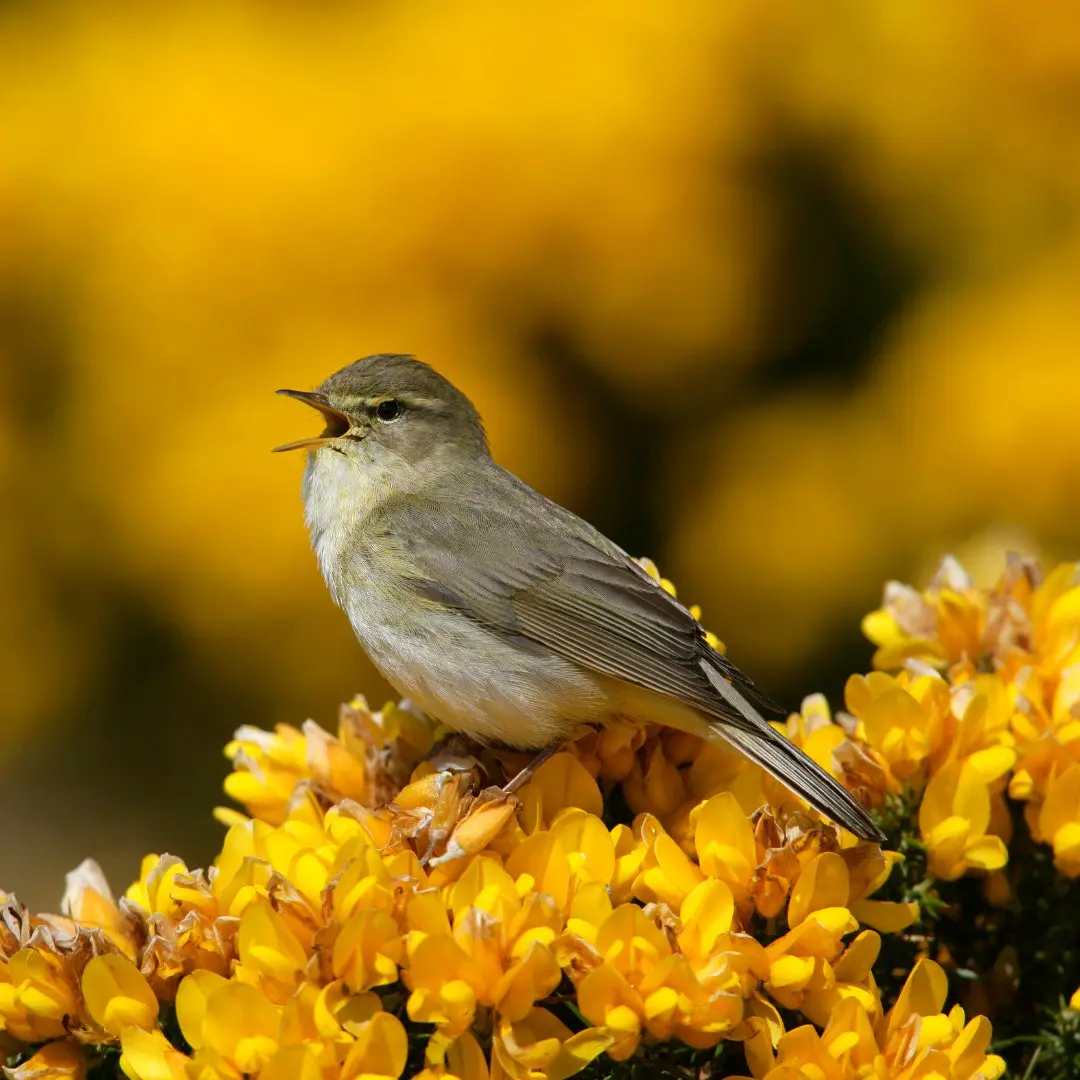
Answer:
top-left (701, 661), bottom-right (885, 843)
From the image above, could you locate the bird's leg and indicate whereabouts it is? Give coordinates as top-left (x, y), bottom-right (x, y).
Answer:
top-left (502, 745), bottom-right (561, 795)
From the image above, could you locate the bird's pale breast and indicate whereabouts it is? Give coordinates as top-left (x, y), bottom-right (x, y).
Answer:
top-left (347, 598), bottom-right (609, 748)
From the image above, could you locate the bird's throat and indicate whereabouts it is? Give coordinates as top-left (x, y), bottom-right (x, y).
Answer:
top-left (301, 449), bottom-right (396, 604)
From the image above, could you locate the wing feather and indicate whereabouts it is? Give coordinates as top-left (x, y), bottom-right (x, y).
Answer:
top-left (370, 486), bottom-right (883, 842)
top-left (383, 490), bottom-right (777, 727)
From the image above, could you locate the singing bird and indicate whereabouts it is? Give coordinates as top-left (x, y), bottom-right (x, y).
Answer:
top-left (275, 354), bottom-right (884, 842)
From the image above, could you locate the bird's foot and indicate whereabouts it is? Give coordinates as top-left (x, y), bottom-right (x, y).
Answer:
top-left (501, 744), bottom-right (561, 795)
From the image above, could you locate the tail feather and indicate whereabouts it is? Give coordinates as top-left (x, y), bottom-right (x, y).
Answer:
top-left (702, 661), bottom-right (885, 843)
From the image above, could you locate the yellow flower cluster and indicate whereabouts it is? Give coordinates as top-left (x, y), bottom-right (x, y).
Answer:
top-left (739, 958), bottom-right (1001, 1080)
top-left (3, 560), bottom-right (1043, 1078)
top-left (861, 555), bottom-right (1080, 881)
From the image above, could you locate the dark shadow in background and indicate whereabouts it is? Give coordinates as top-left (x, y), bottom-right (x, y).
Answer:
top-left (528, 134), bottom-right (924, 708)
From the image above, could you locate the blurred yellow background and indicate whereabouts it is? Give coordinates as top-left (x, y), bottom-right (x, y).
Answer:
top-left (3, 1), bottom-right (1080, 907)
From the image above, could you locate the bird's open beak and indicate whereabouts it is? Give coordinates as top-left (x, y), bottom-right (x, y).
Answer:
top-left (273, 389), bottom-right (352, 453)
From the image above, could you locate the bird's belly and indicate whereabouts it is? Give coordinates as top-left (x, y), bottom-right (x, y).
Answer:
top-left (349, 607), bottom-right (609, 750)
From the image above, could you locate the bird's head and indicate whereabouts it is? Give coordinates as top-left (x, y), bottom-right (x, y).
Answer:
top-left (275, 353), bottom-right (489, 467)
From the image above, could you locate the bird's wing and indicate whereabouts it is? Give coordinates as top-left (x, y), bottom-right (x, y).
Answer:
top-left (380, 492), bottom-right (778, 727)
top-left (375, 489), bottom-right (884, 843)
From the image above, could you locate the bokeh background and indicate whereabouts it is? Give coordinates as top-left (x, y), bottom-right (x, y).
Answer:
top-left (3, 1), bottom-right (1080, 908)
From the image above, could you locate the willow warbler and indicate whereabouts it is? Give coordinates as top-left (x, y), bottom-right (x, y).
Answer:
top-left (275, 354), bottom-right (884, 842)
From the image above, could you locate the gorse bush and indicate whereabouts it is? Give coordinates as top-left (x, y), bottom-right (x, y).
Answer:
top-left (3, 555), bottom-right (1079, 1079)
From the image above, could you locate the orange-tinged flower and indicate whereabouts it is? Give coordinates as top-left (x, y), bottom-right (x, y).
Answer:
top-left (578, 896), bottom-right (758, 1062)
top-left (324, 799), bottom-right (395, 852)
top-left (801, 719), bottom-right (852, 782)
top-left (224, 713), bottom-right (380, 829)
top-left (774, 694), bottom-right (894, 826)
top-left (342, 696), bottom-right (436, 758)
top-left (303, 718), bottom-right (369, 805)
top-left (623, 738), bottom-right (687, 817)
top-left (211, 821), bottom-right (276, 917)
top-left (945, 676), bottom-right (1019, 769)
top-left (125, 854), bottom-right (211, 922)
top-left (863, 556), bottom-right (987, 670)
top-left (683, 740), bottom-right (768, 815)
top-left (0, 948), bottom-right (83, 1043)
top-left (433, 793), bottom-right (519, 868)
top-left (257, 813), bottom-right (339, 904)
top-left (61, 860), bottom-right (137, 960)
top-left (4, 1040), bottom-right (88, 1080)
top-left (391, 769), bottom-right (466, 838)
top-left (81, 954), bottom-right (159, 1036)
top-left (738, 995), bottom-right (784, 1078)
top-left (1008, 705), bottom-right (1080, 826)
top-left (577, 895), bottom-right (762, 1050)
top-left (453, 905), bottom-right (561, 1023)
top-left (495, 940), bottom-right (563, 1024)
top-left (744, 1004), bottom-right (874, 1079)
top-left (569, 722), bottom-right (648, 783)
top-left (404, 890), bottom-right (453, 956)
top-left (1030, 561), bottom-right (1080, 651)
top-left (1052, 664), bottom-right (1080, 732)
top-left (224, 724), bottom-right (310, 825)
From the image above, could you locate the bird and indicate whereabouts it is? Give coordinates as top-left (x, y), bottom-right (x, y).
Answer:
top-left (274, 353), bottom-right (884, 843)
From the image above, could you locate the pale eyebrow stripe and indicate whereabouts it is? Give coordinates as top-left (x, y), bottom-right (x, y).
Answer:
top-left (361, 394), bottom-right (444, 411)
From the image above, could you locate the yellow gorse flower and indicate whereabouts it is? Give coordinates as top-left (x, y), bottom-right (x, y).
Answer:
top-left (11, 556), bottom-right (1076, 1076)
top-left (861, 556), bottom-right (1080, 882)
top-left (0, 720), bottom-right (913, 1080)
top-left (740, 960), bottom-right (1005, 1080)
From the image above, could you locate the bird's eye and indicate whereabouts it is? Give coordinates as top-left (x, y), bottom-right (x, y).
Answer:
top-left (374, 399), bottom-right (402, 422)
